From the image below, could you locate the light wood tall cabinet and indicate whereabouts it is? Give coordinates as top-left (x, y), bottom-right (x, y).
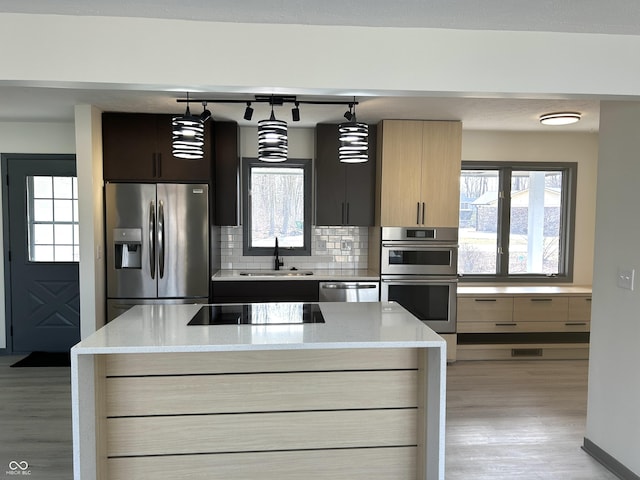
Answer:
top-left (376, 120), bottom-right (462, 227)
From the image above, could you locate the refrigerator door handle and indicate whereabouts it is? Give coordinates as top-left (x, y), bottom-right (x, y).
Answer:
top-left (158, 200), bottom-right (165, 279)
top-left (149, 201), bottom-right (156, 279)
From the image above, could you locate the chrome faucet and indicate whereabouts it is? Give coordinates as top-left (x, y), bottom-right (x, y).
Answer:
top-left (274, 237), bottom-right (284, 270)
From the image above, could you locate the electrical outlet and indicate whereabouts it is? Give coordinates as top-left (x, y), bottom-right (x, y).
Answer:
top-left (617, 268), bottom-right (635, 291)
top-left (341, 240), bottom-right (353, 252)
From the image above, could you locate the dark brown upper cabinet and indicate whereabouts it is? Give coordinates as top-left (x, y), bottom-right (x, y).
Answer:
top-left (102, 112), bottom-right (212, 182)
top-left (212, 121), bottom-right (240, 226)
top-left (315, 123), bottom-right (377, 226)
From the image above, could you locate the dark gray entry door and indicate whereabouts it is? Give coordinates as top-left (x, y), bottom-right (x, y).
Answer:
top-left (4, 155), bottom-right (80, 353)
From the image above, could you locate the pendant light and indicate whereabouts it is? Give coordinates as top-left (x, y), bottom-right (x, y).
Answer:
top-left (258, 105), bottom-right (288, 162)
top-left (338, 102), bottom-right (368, 163)
top-left (172, 93), bottom-right (205, 160)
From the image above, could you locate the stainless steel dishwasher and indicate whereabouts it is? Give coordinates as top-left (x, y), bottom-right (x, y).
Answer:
top-left (318, 281), bottom-right (380, 302)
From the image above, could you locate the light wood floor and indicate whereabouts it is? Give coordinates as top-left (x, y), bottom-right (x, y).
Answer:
top-left (0, 356), bottom-right (617, 479)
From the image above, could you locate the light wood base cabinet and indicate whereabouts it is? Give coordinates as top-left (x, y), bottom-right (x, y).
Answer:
top-left (83, 348), bottom-right (440, 480)
top-left (457, 292), bottom-right (591, 360)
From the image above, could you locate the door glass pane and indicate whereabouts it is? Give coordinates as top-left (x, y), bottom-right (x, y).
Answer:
top-left (509, 170), bottom-right (562, 274)
top-left (27, 175), bottom-right (79, 262)
top-left (459, 170), bottom-right (500, 274)
top-left (250, 166), bottom-right (304, 248)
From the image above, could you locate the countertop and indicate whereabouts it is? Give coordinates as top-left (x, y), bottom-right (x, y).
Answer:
top-left (458, 285), bottom-right (592, 296)
top-left (71, 302), bottom-right (445, 355)
top-left (212, 269), bottom-right (380, 281)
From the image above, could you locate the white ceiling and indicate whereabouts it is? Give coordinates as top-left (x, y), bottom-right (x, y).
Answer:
top-left (1, 1), bottom-right (637, 131)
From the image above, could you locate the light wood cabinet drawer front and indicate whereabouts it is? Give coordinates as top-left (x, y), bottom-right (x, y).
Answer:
top-left (104, 348), bottom-right (417, 376)
top-left (457, 297), bottom-right (513, 322)
top-left (568, 296), bottom-right (592, 322)
top-left (513, 296), bottom-right (569, 322)
top-left (107, 446), bottom-right (417, 480)
top-left (458, 321), bottom-right (589, 333)
top-left (106, 370), bottom-right (418, 416)
top-left (106, 409), bottom-right (418, 457)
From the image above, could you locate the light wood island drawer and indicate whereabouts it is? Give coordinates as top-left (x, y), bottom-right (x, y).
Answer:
top-left (107, 446), bottom-right (417, 480)
top-left (457, 297), bottom-right (513, 322)
top-left (106, 370), bottom-right (418, 416)
top-left (106, 409), bottom-right (418, 457)
top-left (513, 296), bottom-right (569, 322)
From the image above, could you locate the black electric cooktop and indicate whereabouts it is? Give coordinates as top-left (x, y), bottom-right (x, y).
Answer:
top-left (187, 303), bottom-right (325, 326)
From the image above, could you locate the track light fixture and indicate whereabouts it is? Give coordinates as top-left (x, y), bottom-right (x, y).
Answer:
top-left (292, 101), bottom-right (300, 122)
top-left (338, 100), bottom-right (369, 163)
top-left (172, 93), bottom-right (205, 160)
top-left (244, 102), bottom-right (254, 121)
top-left (258, 104), bottom-right (288, 162)
top-left (200, 101), bottom-right (212, 122)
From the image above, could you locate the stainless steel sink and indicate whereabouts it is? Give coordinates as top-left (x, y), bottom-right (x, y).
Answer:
top-left (239, 270), bottom-right (314, 277)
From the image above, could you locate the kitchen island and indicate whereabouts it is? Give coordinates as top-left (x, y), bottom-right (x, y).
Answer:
top-left (71, 302), bottom-right (447, 480)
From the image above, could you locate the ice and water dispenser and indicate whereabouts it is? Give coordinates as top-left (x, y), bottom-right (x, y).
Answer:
top-left (113, 228), bottom-right (142, 269)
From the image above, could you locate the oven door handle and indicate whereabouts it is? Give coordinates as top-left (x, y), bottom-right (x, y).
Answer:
top-left (382, 243), bottom-right (458, 249)
top-left (381, 278), bottom-right (458, 284)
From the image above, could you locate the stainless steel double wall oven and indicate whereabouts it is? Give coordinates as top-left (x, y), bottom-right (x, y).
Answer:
top-left (380, 227), bottom-right (458, 333)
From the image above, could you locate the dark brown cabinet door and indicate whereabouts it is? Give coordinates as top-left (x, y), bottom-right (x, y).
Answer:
top-left (212, 121), bottom-right (240, 226)
top-left (103, 113), bottom-right (158, 180)
top-left (103, 112), bottom-right (212, 182)
top-left (315, 123), bottom-right (376, 226)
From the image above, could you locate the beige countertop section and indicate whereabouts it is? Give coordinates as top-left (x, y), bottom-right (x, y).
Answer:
top-left (458, 285), bottom-right (592, 296)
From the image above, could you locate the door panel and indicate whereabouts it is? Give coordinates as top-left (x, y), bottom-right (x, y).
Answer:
top-left (5, 155), bottom-right (80, 352)
top-left (157, 184), bottom-right (209, 298)
top-left (106, 183), bottom-right (157, 298)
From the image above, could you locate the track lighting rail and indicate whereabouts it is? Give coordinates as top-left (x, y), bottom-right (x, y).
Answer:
top-left (176, 95), bottom-right (359, 107)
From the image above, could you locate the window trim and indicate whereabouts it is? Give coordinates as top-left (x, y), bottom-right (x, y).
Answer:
top-left (242, 157), bottom-right (312, 257)
top-left (459, 161), bottom-right (577, 283)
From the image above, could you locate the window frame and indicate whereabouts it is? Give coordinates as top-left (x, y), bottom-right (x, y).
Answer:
top-left (459, 161), bottom-right (577, 283)
top-left (241, 157), bottom-right (313, 257)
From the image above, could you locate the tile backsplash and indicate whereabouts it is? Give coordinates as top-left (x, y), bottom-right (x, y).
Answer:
top-left (220, 226), bottom-right (369, 270)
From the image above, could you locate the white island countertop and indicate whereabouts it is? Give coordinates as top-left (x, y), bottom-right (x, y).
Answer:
top-left (72, 301), bottom-right (445, 355)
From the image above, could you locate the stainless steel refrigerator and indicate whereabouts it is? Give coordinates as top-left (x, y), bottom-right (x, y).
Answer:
top-left (106, 182), bottom-right (210, 321)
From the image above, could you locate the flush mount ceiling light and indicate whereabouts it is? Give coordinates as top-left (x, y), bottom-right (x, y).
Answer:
top-left (172, 93), bottom-right (205, 160)
top-left (258, 105), bottom-right (288, 162)
top-left (338, 101), bottom-right (369, 163)
top-left (539, 112), bottom-right (581, 126)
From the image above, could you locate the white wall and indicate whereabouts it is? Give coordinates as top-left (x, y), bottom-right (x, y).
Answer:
top-left (74, 106), bottom-right (105, 338)
top-left (0, 122), bottom-right (75, 349)
top-left (462, 131), bottom-right (598, 285)
top-left (586, 101), bottom-right (640, 476)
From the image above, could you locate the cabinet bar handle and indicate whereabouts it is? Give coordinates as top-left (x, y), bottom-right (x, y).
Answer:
top-left (346, 203), bottom-right (350, 224)
top-left (496, 323), bottom-right (517, 326)
top-left (586, 298), bottom-right (592, 302)
top-left (474, 298), bottom-right (497, 302)
top-left (341, 203), bottom-right (345, 224)
top-left (530, 298), bottom-right (553, 302)
top-left (421, 202), bottom-right (425, 224)
top-left (565, 322), bottom-right (587, 326)
top-left (416, 202), bottom-right (420, 225)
